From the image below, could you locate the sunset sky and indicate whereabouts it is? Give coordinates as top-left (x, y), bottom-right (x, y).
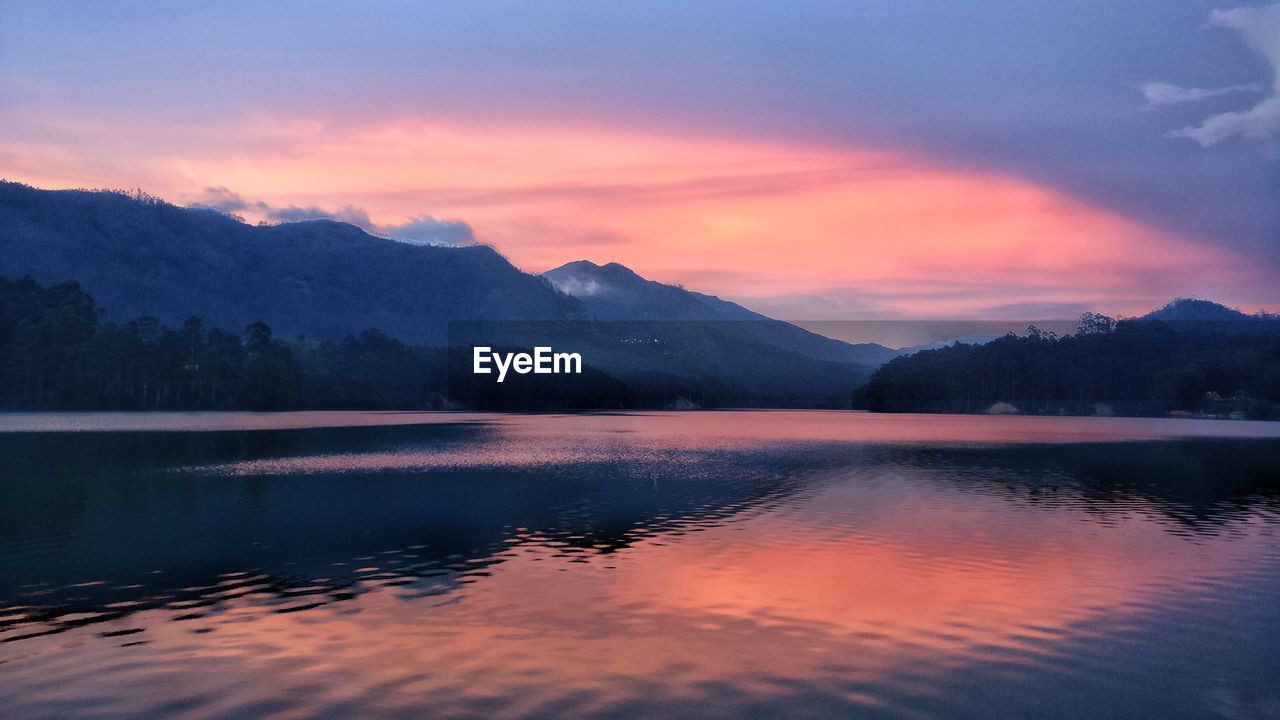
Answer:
top-left (2, 1), bottom-right (1277, 319)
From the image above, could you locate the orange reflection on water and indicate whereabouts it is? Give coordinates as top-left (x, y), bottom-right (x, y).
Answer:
top-left (39, 461), bottom-right (1271, 718)
top-left (3, 412), bottom-right (1279, 719)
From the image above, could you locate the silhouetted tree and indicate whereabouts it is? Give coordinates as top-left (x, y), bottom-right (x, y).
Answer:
top-left (242, 322), bottom-right (300, 410)
top-left (1077, 312), bottom-right (1116, 336)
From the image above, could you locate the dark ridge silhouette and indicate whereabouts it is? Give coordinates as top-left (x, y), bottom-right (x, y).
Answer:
top-left (1136, 297), bottom-right (1280, 334)
top-left (862, 314), bottom-right (1280, 418)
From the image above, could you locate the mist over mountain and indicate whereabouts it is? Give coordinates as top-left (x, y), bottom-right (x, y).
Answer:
top-left (544, 260), bottom-right (757, 321)
top-left (544, 260), bottom-right (899, 366)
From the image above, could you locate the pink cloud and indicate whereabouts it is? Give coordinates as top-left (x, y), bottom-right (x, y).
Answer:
top-left (2, 115), bottom-right (1270, 318)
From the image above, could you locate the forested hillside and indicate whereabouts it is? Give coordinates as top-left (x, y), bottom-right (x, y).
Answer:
top-left (0, 275), bottom-right (861, 410)
top-left (863, 313), bottom-right (1280, 419)
top-left (0, 183), bottom-right (884, 408)
top-left (0, 275), bottom-right (451, 410)
top-left (0, 181), bottom-right (581, 344)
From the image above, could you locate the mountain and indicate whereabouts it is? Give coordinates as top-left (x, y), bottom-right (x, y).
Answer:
top-left (544, 260), bottom-right (755, 321)
top-left (0, 182), bottom-right (580, 345)
top-left (1137, 298), bottom-right (1279, 334)
top-left (1142, 298), bottom-right (1259, 323)
top-left (863, 301), bottom-right (1280, 418)
top-left (543, 260), bottom-right (899, 366)
top-left (0, 182), bottom-right (885, 408)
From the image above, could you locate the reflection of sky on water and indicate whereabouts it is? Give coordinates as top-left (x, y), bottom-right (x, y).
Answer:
top-left (1, 412), bottom-right (1278, 719)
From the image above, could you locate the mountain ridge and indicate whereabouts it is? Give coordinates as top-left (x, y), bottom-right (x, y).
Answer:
top-left (1139, 297), bottom-right (1276, 324)
top-left (0, 181), bottom-right (583, 344)
top-left (543, 259), bottom-right (900, 366)
top-left (0, 181), bottom-right (888, 407)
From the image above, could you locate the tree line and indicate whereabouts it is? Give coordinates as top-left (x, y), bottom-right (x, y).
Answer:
top-left (12, 273), bottom-right (1278, 417)
top-left (0, 275), bottom-right (449, 410)
top-left (0, 274), bottom-right (646, 411)
top-left (861, 314), bottom-right (1280, 419)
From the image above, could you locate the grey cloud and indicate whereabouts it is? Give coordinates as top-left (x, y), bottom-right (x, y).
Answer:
top-left (1140, 81), bottom-right (1260, 107)
top-left (380, 215), bottom-right (475, 246)
top-left (266, 204), bottom-right (373, 227)
top-left (1173, 97), bottom-right (1280, 149)
top-left (191, 186), bottom-right (260, 214)
top-left (1170, 4), bottom-right (1280, 151)
top-left (188, 188), bottom-right (474, 246)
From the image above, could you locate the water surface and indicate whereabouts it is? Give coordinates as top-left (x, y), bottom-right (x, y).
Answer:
top-left (1, 412), bottom-right (1279, 719)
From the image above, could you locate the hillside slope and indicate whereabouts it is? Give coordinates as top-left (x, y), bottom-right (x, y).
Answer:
top-left (543, 260), bottom-right (898, 366)
top-left (0, 182), bottom-right (582, 344)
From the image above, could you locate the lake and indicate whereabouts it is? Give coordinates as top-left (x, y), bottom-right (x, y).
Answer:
top-left (1, 411), bottom-right (1279, 719)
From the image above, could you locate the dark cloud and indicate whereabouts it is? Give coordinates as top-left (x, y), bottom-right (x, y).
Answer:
top-left (189, 188), bottom-right (474, 246)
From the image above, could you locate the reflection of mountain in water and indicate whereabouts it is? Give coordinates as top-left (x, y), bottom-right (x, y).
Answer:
top-left (899, 441), bottom-right (1280, 534)
top-left (0, 424), bottom-right (810, 641)
top-left (2, 425), bottom-right (1278, 644)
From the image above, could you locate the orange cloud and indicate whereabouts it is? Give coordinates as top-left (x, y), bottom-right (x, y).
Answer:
top-left (4, 116), bottom-right (1265, 317)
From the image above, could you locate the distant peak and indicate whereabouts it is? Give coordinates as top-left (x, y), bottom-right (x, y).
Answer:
top-left (1143, 297), bottom-right (1251, 322)
top-left (599, 261), bottom-right (643, 278)
top-left (1162, 297), bottom-right (1228, 309)
top-left (542, 260), bottom-right (652, 298)
top-left (543, 260), bottom-right (642, 278)
top-left (546, 260), bottom-right (601, 273)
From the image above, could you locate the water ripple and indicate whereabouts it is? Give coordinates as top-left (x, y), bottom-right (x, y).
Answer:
top-left (1, 412), bottom-right (1279, 719)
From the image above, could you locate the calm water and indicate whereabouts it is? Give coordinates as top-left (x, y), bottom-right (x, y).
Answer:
top-left (2, 411), bottom-right (1279, 719)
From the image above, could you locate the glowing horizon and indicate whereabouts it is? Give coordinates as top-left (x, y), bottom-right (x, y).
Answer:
top-left (2, 117), bottom-right (1270, 320)
top-left (2, 2), bottom-right (1277, 320)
